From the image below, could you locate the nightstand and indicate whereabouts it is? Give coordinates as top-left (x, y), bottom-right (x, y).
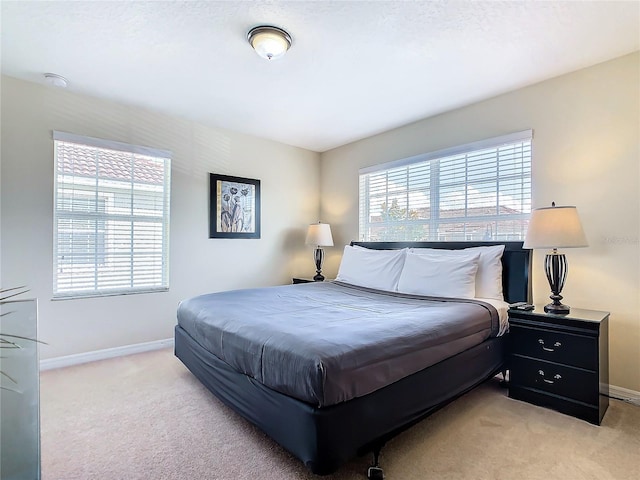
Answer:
top-left (508, 307), bottom-right (609, 425)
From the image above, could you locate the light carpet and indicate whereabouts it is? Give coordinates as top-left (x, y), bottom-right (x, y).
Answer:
top-left (40, 348), bottom-right (640, 480)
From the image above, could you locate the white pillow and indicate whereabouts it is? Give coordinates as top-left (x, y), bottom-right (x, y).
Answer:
top-left (397, 252), bottom-right (480, 298)
top-left (409, 245), bottom-right (505, 300)
top-left (465, 245), bottom-right (505, 300)
top-left (336, 246), bottom-right (407, 291)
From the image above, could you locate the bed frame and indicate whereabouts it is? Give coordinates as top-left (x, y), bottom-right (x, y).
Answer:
top-left (175, 241), bottom-right (531, 477)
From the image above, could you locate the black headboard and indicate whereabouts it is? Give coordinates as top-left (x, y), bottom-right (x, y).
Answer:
top-left (350, 241), bottom-right (531, 304)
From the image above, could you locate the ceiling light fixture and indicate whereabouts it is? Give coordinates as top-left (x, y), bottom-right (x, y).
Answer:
top-left (44, 73), bottom-right (68, 88)
top-left (247, 25), bottom-right (292, 60)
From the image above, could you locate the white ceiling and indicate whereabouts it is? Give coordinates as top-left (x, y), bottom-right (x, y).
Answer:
top-left (1, 1), bottom-right (638, 152)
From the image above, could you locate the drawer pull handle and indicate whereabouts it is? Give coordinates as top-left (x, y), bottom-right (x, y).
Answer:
top-left (538, 339), bottom-right (562, 352)
top-left (538, 370), bottom-right (562, 384)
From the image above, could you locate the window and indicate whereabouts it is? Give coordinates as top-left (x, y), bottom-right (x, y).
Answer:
top-left (53, 132), bottom-right (171, 298)
top-left (359, 130), bottom-right (531, 242)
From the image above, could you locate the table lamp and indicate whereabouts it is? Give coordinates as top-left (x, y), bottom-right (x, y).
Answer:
top-left (523, 202), bottom-right (588, 314)
top-left (305, 222), bottom-right (334, 281)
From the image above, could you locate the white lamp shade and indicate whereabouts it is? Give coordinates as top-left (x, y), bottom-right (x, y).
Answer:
top-left (248, 26), bottom-right (291, 60)
top-left (523, 204), bottom-right (588, 249)
top-left (305, 223), bottom-right (334, 247)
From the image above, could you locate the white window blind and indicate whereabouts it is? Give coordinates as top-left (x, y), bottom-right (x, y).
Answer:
top-left (53, 131), bottom-right (171, 298)
top-left (359, 131), bottom-right (532, 242)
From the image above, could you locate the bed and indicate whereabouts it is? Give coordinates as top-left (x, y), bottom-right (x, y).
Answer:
top-left (174, 241), bottom-right (531, 477)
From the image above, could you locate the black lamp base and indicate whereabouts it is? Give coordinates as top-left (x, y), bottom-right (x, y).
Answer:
top-left (544, 301), bottom-right (570, 315)
top-left (544, 251), bottom-right (570, 315)
top-left (313, 247), bottom-right (325, 282)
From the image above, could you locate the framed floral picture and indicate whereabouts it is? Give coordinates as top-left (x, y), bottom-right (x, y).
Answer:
top-left (209, 173), bottom-right (261, 239)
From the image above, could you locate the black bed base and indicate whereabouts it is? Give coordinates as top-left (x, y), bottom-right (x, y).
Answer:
top-left (175, 325), bottom-right (506, 475)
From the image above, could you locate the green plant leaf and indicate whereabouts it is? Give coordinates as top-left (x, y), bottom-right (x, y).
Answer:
top-left (0, 369), bottom-right (17, 384)
top-left (0, 384), bottom-right (22, 394)
top-left (0, 333), bottom-right (47, 344)
top-left (1, 285), bottom-right (38, 392)
top-left (0, 286), bottom-right (29, 302)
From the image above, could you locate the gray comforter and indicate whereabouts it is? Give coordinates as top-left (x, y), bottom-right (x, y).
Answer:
top-left (177, 281), bottom-right (499, 407)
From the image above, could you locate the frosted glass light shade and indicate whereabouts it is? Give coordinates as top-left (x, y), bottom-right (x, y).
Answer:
top-left (248, 26), bottom-right (292, 60)
top-left (524, 203), bottom-right (588, 249)
top-left (305, 223), bottom-right (334, 247)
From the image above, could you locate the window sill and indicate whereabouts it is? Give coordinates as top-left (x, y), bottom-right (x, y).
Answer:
top-left (51, 287), bottom-right (169, 301)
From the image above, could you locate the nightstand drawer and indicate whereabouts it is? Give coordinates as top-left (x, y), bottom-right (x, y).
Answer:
top-left (509, 386), bottom-right (602, 425)
top-left (509, 356), bottom-right (598, 405)
top-left (510, 324), bottom-right (597, 370)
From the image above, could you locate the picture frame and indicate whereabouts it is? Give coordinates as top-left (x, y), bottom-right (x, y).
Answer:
top-left (209, 173), bottom-right (261, 239)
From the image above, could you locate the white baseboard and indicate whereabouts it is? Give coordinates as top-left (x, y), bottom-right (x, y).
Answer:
top-left (40, 338), bottom-right (174, 371)
top-left (608, 385), bottom-right (640, 406)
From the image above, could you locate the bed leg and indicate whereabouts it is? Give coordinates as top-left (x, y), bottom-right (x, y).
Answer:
top-left (367, 445), bottom-right (385, 480)
top-left (500, 368), bottom-right (508, 388)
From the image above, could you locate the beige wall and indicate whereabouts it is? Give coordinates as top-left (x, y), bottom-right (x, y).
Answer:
top-left (0, 76), bottom-right (320, 359)
top-left (2, 53), bottom-right (638, 391)
top-left (320, 52), bottom-right (640, 392)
